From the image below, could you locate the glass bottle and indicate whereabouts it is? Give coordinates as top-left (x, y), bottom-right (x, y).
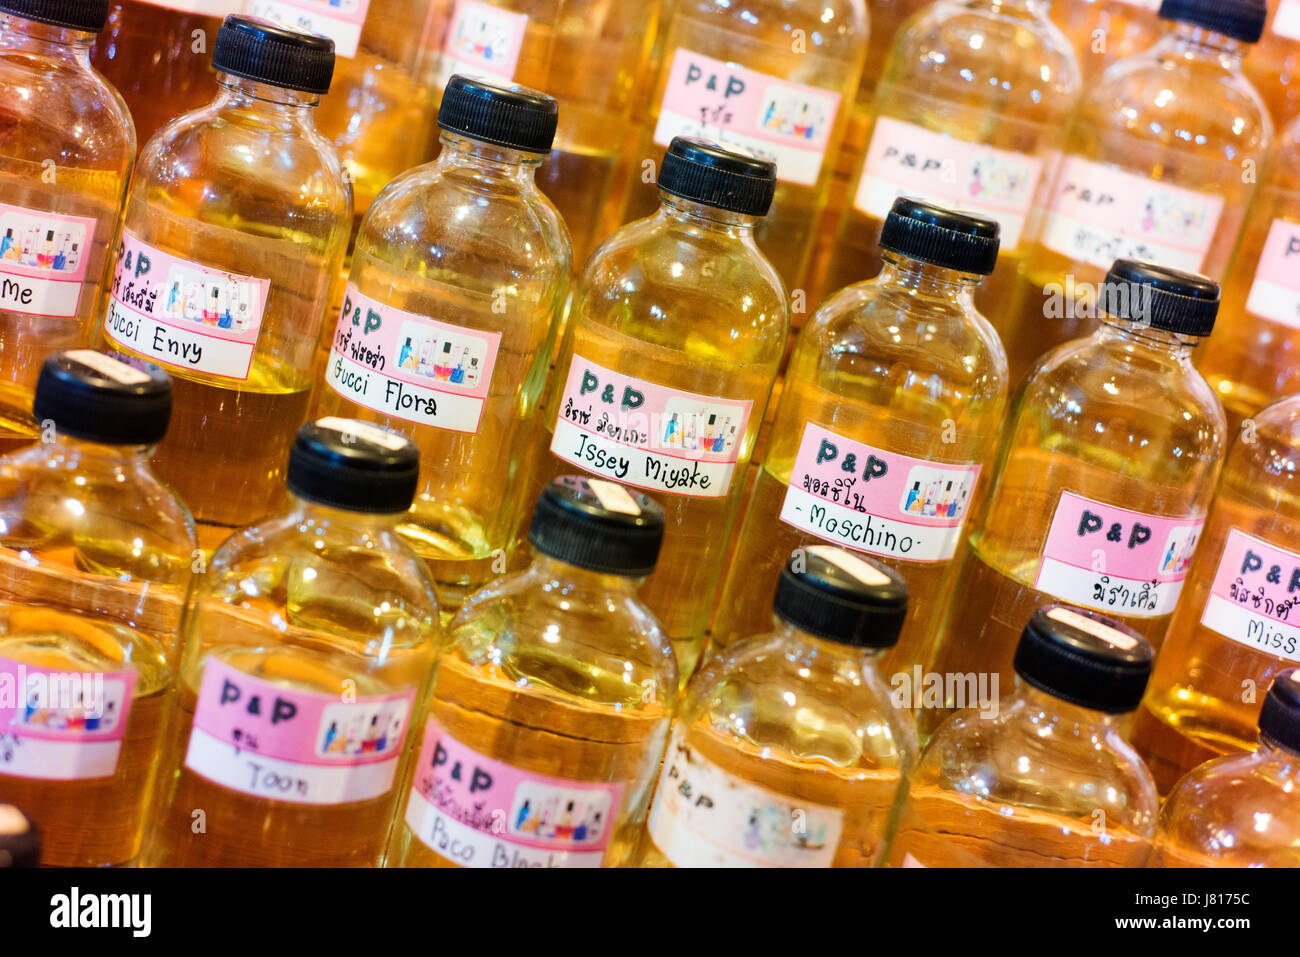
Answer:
top-left (1132, 394), bottom-right (1300, 792)
top-left (1151, 668), bottom-right (1300, 867)
top-left (1197, 116), bottom-right (1300, 428)
top-left (621, 0), bottom-right (868, 290)
top-left (928, 260), bottom-right (1226, 715)
top-left (1052, 0), bottom-right (1164, 82)
top-left (100, 16), bottom-right (352, 545)
top-left (817, 0), bottom-right (1080, 327)
top-left (998, 0), bottom-right (1272, 386)
top-left (0, 350), bottom-right (195, 866)
top-left (387, 475), bottom-right (675, 868)
top-left (313, 75), bottom-right (571, 612)
top-left (713, 199), bottom-right (1007, 680)
top-left (890, 604), bottom-right (1158, 866)
top-left (529, 137), bottom-right (789, 681)
top-left (641, 545), bottom-right (915, 867)
top-left (0, 0), bottom-right (135, 454)
top-left (1243, 0), bottom-right (1300, 128)
top-left (142, 418), bottom-right (439, 867)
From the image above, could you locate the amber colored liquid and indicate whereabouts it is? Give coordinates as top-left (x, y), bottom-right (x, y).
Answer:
top-left (539, 137), bottom-right (620, 268)
top-left (1244, 5), bottom-right (1300, 131)
top-left (389, 653), bottom-right (671, 868)
top-left (889, 786), bottom-right (1152, 867)
top-left (1052, 0), bottom-right (1164, 83)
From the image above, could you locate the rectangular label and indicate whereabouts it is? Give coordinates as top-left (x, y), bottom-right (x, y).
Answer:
top-left (549, 355), bottom-right (751, 499)
top-left (1275, 0), bottom-right (1300, 40)
top-left (324, 283), bottom-right (500, 434)
top-left (1244, 218), bottom-right (1300, 330)
top-left (0, 201), bottom-right (97, 318)
top-left (648, 731), bottom-right (843, 868)
top-left (138, 0), bottom-right (244, 13)
top-left (0, 657), bottom-right (135, 781)
top-left (435, 0), bottom-right (529, 86)
top-left (245, 0), bottom-right (369, 59)
top-left (852, 117), bottom-right (1044, 250)
top-left (404, 718), bottom-right (622, 868)
top-left (1039, 156), bottom-right (1224, 272)
top-left (1033, 491), bottom-right (1205, 617)
top-left (653, 47), bottom-right (842, 187)
top-left (103, 231), bottom-right (270, 381)
top-left (183, 657), bottom-right (413, 806)
top-left (1200, 528), bottom-right (1300, 661)
top-left (778, 422), bottom-right (980, 563)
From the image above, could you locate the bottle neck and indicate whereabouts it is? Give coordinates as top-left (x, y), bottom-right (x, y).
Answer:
top-left (770, 618), bottom-right (885, 668)
top-left (878, 250), bottom-right (983, 304)
top-left (1255, 735), bottom-right (1300, 781)
top-left (1015, 681), bottom-right (1126, 731)
top-left (212, 71), bottom-right (321, 124)
top-left (435, 130), bottom-right (544, 184)
top-left (968, 0), bottom-right (1051, 19)
top-left (283, 494), bottom-right (403, 537)
top-left (40, 432), bottom-right (154, 468)
top-left (1096, 312), bottom-right (1200, 361)
top-left (0, 13), bottom-right (95, 66)
top-left (1156, 20), bottom-right (1248, 71)
top-left (657, 192), bottom-right (761, 238)
top-left (530, 552), bottom-right (643, 596)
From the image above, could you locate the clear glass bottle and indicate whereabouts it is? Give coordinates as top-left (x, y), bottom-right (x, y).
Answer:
top-left (0, 0), bottom-right (135, 454)
top-left (100, 16), bottom-right (352, 545)
top-left (1197, 116), bottom-right (1300, 428)
top-left (889, 604), bottom-right (1159, 867)
top-left (713, 200), bottom-right (1007, 680)
top-left (529, 137), bottom-right (789, 680)
top-left (312, 76), bottom-right (570, 613)
top-left (621, 0), bottom-right (868, 290)
top-left (0, 350), bottom-right (195, 866)
top-left (387, 475), bottom-right (675, 868)
top-left (1151, 669), bottom-right (1300, 867)
top-left (142, 418), bottom-right (439, 867)
top-left (928, 261), bottom-right (1226, 716)
top-left (641, 545), bottom-right (915, 868)
top-left (1132, 394), bottom-right (1300, 792)
top-left (1052, 0), bottom-right (1164, 82)
top-left (998, 0), bottom-right (1272, 386)
top-left (1243, 0), bottom-right (1300, 128)
top-left (817, 0), bottom-right (1080, 327)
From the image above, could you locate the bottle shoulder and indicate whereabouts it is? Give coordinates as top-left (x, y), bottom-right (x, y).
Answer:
top-left (672, 0), bottom-right (868, 58)
top-left (1160, 753), bottom-right (1300, 861)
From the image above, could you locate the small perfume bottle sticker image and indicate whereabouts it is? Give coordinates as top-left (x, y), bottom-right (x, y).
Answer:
top-left (0, 227), bottom-right (13, 258)
top-left (36, 229), bottom-right (54, 268)
top-left (398, 336), bottom-right (414, 369)
top-left (438, 341), bottom-right (454, 380)
top-left (905, 481), bottom-right (922, 512)
top-left (166, 280), bottom-right (181, 314)
top-left (663, 412), bottom-right (680, 447)
top-left (465, 355), bottom-right (481, 387)
top-left (451, 347), bottom-right (469, 384)
top-left (51, 233), bottom-right (68, 270)
top-left (67, 241), bottom-right (81, 271)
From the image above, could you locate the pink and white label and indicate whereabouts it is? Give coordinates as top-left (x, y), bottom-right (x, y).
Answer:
top-left (324, 283), bottom-right (500, 433)
top-left (647, 731), bottom-right (843, 868)
top-left (0, 201), bottom-right (97, 318)
top-left (436, 0), bottom-right (529, 86)
top-left (1200, 529), bottom-right (1300, 662)
top-left (1244, 218), bottom-right (1300, 330)
top-left (0, 656), bottom-right (135, 781)
top-left (653, 48), bottom-right (842, 187)
top-left (1039, 156), bottom-right (1224, 273)
top-left (103, 231), bottom-right (270, 382)
top-left (778, 422), bottom-right (980, 563)
top-left (403, 718), bottom-right (623, 868)
top-left (853, 117), bottom-right (1045, 250)
top-left (1274, 0), bottom-right (1300, 40)
top-left (183, 657), bottom-right (413, 806)
top-left (245, 0), bottom-right (370, 59)
top-left (139, 0), bottom-right (244, 13)
top-left (1034, 491), bottom-right (1205, 617)
top-left (549, 355), bottom-right (751, 498)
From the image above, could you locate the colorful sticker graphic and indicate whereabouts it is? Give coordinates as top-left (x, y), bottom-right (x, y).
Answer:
top-left (245, 0), bottom-right (371, 59)
top-left (1200, 528), bottom-right (1300, 662)
top-left (0, 201), bottom-right (97, 318)
top-left (435, 0), bottom-right (529, 86)
top-left (1244, 218), bottom-right (1300, 330)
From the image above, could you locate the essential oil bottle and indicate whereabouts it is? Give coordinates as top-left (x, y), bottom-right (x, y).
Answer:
top-left (1053, 0), bottom-right (1164, 82)
top-left (388, 476), bottom-right (675, 869)
top-left (889, 604), bottom-right (1159, 867)
top-left (642, 546), bottom-right (915, 868)
top-left (621, 0), bottom-right (868, 289)
top-left (530, 136), bottom-right (789, 680)
top-left (713, 199), bottom-right (1007, 679)
top-left (314, 75), bottom-right (570, 612)
top-left (101, 15), bottom-right (351, 543)
top-left (142, 418), bottom-right (439, 867)
top-left (1133, 394), bottom-right (1300, 791)
top-left (1243, 0), bottom-right (1300, 127)
top-left (0, 0), bottom-right (135, 453)
top-left (0, 350), bottom-right (195, 866)
top-left (817, 0), bottom-right (1080, 320)
top-left (929, 260), bottom-right (1226, 706)
top-left (998, 0), bottom-right (1271, 385)
top-left (1151, 669), bottom-right (1300, 867)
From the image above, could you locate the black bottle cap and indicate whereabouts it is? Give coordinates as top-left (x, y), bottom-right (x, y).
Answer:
top-left (879, 197), bottom-right (1001, 275)
top-left (287, 418), bottom-right (419, 514)
top-left (657, 137), bottom-right (777, 217)
top-left (212, 15), bottom-right (335, 95)
top-left (527, 476), bottom-right (665, 576)
top-left (1158, 0), bottom-right (1267, 44)
top-left (0, 0), bottom-right (107, 32)
top-left (1013, 605), bottom-right (1153, 713)
top-left (1100, 258), bottom-right (1220, 337)
top-left (0, 804), bottom-right (39, 867)
top-left (772, 546), bottom-right (908, 649)
top-left (33, 350), bottom-right (171, 446)
top-left (1258, 669), bottom-right (1300, 754)
top-left (438, 75), bottom-right (558, 154)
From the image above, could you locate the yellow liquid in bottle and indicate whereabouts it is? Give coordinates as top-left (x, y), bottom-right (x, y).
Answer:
top-left (1051, 0), bottom-right (1164, 83)
top-left (1244, 0), bottom-right (1300, 129)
